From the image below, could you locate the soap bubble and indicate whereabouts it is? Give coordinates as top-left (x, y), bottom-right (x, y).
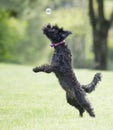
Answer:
top-left (45, 8), bottom-right (52, 15)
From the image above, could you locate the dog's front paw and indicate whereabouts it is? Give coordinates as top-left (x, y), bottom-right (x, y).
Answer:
top-left (33, 67), bottom-right (39, 73)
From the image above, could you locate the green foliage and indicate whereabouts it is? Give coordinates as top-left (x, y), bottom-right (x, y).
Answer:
top-left (0, 9), bottom-right (18, 61)
top-left (0, 9), bottom-right (27, 63)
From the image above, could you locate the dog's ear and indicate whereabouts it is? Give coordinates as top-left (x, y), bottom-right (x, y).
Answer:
top-left (59, 27), bottom-right (72, 35)
top-left (67, 31), bottom-right (72, 35)
top-left (61, 30), bottom-right (72, 39)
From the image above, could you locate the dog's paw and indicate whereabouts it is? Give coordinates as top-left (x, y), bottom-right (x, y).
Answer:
top-left (94, 73), bottom-right (102, 82)
top-left (33, 67), bottom-right (39, 73)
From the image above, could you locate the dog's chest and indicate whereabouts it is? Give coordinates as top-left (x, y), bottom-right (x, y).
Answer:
top-left (55, 72), bottom-right (74, 91)
top-left (51, 52), bottom-right (58, 65)
top-left (51, 50), bottom-right (71, 67)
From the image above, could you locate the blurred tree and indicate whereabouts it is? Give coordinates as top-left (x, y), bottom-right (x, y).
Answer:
top-left (0, 0), bottom-right (46, 64)
top-left (0, 9), bottom-right (25, 62)
top-left (89, 0), bottom-right (113, 70)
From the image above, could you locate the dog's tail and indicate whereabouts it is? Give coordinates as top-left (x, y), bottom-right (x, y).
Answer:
top-left (81, 73), bottom-right (101, 93)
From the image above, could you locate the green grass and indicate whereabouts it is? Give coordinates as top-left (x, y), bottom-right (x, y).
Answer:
top-left (0, 63), bottom-right (113, 130)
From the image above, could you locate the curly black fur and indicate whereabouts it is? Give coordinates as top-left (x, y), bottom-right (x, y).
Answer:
top-left (33, 24), bottom-right (101, 117)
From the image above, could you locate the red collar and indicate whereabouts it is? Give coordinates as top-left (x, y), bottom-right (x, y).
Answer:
top-left (50, 40), bottom-right (65, 47)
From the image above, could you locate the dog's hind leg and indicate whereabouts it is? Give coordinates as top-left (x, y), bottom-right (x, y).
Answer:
top-left (80, 98), bottom-right (95, 117)
top-left (82, 73), bottom-right (101, 93)
top-left (66, 92), bottom-right (85, 117)
top-left (72, 87), bottom-right (95, 117)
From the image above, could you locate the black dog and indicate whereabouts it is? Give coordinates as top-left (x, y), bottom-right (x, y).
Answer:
top-left (33, 24), bottom-right (101, 117)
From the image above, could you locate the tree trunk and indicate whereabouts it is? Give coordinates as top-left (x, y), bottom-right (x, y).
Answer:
top-left (93, 30), bottom-right (108, 69)
top-left (89, 0), bottom-right (113, 70)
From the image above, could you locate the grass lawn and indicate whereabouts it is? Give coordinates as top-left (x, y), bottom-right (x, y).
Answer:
top-left (0, 63), bottom-right (113, 130)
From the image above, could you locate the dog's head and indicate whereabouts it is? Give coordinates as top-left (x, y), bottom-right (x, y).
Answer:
top-left (42, 24), bottom-right (72, 43)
